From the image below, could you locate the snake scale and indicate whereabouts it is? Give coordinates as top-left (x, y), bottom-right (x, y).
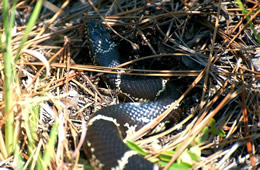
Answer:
top-left (83, 20), bottom-right (181, 170)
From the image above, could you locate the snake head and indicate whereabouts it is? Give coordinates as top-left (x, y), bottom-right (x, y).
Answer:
top-left (86, 20), bottom-right (121, 67)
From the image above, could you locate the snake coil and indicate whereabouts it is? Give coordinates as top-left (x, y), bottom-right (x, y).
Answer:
top-left (83, 20), bottom-right (181, 170)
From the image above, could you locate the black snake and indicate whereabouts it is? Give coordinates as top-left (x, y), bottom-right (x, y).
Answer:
top-left (83, 20), bottom-right (181, 170)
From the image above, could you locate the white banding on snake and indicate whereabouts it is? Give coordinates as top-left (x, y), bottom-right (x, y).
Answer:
top-left (84, 20), bottom-right (181, 170)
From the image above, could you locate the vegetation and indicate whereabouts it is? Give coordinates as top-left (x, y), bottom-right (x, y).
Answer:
top-left (0, 0), bottom-right (259, 169)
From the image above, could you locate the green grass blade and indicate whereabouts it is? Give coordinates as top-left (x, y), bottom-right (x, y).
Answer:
top-left (2, 0), bottom-right (17, 155)
top-left (42, 122), bottom-right (58, 169)
top-left (235, 0), bottom-right (260, 44)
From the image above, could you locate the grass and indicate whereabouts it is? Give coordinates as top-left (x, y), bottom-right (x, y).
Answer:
top-left (1, 0), bottom-right (17, 155)
top-left (0, 0), bottom-right (259, 169)
top-left (1, 0), bottom-right (56, 169)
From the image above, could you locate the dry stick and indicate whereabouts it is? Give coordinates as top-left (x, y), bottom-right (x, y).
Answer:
top-left (164, 55), bottom-right (241, 169)
top-left (104, 0), bottom-right (118, 17)
top-left (212, 6), bottom-right (260, 167)
top-left (164, 85), bottom-right (240, 170)
top-left (117, 53), bottom-right (189, 67)
top-left (25, 46), bottom-right (65, 91)
top-left (165, 31), bottom-right (252, 169)
top-left (29, 73), bottom-right (79, 97)
top-left (191, 76), bottom-right (231, 136)
top-left (80, 74), bottom-right (104, 103)
top-left (43, 1), bottom-right (65, 16)
top-left (200, 0), bottom-right (221, 109)
top-left (109, 7), bottom-right (144, 17)
top-left (72, 113), bottom-right (87, 159)
top-left (24, 61), bottom-right (259, 77)
top-left (57, 42), bottom-right (66, 97)
top-left (241, 89), bottom-right (256, 167)
top-left (126, 70), bottom-right (205, 167)
top-left (230, 2), bottom-right (260, 36)
top-left (122, 12), bottom-right (208, 142)
top-left (37, 0), bottom-right (70, 36)
top-left (199, 2), bottom-right (260, 122)
top-left (241, 67), bottom-right (260, 76)
top-left (62, 63), bottom-right (200, 76)
top-left (164, 1), bottom-right (222, 168)
top-left (137, 28), bottom-right (157, 55)
top-left (127, 68), bottom-right (205, 142)
top-left (201, 133), bottom-right (260, 152)
top-left (241, 66), bottom-right (256, 167)
top-left (28, 2), bottom-right (258, 167)
top-left (64, 37), bottom-right (84, 168)
top-left (192, 56), bottom-right (241, 142)
top-left (102, 11), bottom-right (218, 21)
top-left (186, 3), bottom-right (223, 128)
top-left (55, 40), bottom-right (70, 169)
top-left (71, 79), bottom-right (102, 102)
top-left (136, 113), bottom-right (193, 145)
top-left (23, 61), bottom-right (201, 77)
top-left (0, 103), bottom-right (18, 128)
top-left (19, 28), bottom-right (76, 96)
top-left (7, 25), bottom-right (79, 56)
top-left (165, 1), bottom-right (259, 168)
top-left (225, 6), bottom-right (260, 51)
top-left (213, 5), bottom-right (260, 64)
top-left (64, 37), bottom-right (71, 166)
top-left (69, 51), bottom-right (106, 102)
top-left (144, 0), bottom-right (182, 25)
top-left (34, 72), bottom-right (78, 91)
top-left (0, 130), bottom-right (8, 159)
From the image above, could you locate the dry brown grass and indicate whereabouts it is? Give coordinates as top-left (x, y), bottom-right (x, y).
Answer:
top-left (0, 0), bottom-right (259, 169)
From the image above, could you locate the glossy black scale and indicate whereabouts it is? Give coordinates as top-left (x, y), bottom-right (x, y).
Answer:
top-left (87, 20), bottom-right (166, 101)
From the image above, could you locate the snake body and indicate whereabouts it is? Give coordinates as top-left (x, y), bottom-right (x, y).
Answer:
top-left (84, 20), bottom-right (181, 170)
